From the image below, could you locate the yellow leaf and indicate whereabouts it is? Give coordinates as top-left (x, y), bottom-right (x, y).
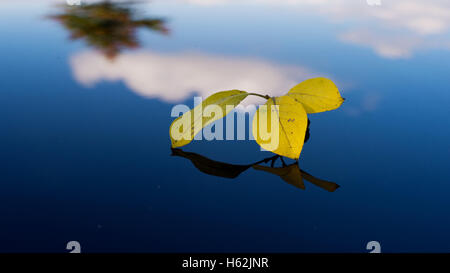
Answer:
top-left (169, 90), bottom-right (248, 148)
top-left (252, 95), bottom-right (308, 159)
top-left (287, 77), bottom-right (344, 114)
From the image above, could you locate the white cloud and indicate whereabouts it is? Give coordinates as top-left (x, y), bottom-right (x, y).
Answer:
top-left (70, 50), bottom-right (319, 104)
top-left (161, 0), bottom-right (450, 59)
top-left (344, 92), bottom-right (382, 117)
top-left (339, 30), bottom-right (419, 59)
top-left (279, 0), bottom-right (450, 58)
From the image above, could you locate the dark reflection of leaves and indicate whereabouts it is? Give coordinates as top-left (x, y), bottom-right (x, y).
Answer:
top-left (252, 163), bottom-right (339, 192)
top-left (252, 163), bottom-right (305, 190)
top-left (298, 169), bottom-right (340, 192)
top-left (49, 1), bottom-right (168, 59)
top-left (171, 148), bottom-right (252, 179)
top-left (172, 147), bottom-right (339, 192)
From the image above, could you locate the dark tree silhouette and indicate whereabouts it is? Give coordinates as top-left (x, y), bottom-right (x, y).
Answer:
top-left (49, 1), bottom-right (168, 59)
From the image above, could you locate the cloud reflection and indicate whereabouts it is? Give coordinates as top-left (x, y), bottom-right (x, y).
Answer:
top-left (70, 50), bottom-right (317, 104)
top-left (166, 0), bottom-right (450, 59)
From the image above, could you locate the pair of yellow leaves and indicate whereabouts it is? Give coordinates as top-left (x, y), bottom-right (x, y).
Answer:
top-left (169, 77), bottom-right (344, 159)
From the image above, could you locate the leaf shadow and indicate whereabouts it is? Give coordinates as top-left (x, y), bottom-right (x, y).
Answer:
top-left (171, 149), bottom-right (339, 192)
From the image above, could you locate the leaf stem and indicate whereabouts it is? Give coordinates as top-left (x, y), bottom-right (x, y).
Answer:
top-left (248, 93), bottom-right (271, 100)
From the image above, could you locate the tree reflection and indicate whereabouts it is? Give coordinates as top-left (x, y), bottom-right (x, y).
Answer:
top-left (171, 120), bottom-right (339, 192)
top-left (49, 1), bottom-right (168, 59)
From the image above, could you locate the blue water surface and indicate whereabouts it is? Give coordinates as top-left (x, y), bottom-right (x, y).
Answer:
top-left (0, 0), bottom-right (450, 252)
